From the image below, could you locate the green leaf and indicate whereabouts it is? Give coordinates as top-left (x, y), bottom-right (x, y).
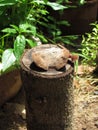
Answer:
top-left (19, 23), bottom-right (36, 35)
top-left (29, 26), bottom-right (36, 36)
top-left (26, 39), bottom-right (37, 47)
top-left (2, 49), bottom-right (16, 72)
top-left (80, 0), bottom-right (85, 5)
top-left (19, 23), bottom-right (31, 30)
top-left (37, 34), bottom-right (48, 43)
top-left (0, 0), bottom-right (18, 6)
top-left (43, 0), bottom-right (48, 3)
top-left (0, 6), bottom-right (6, 15)
top-left (33, 0), bottom-right (45, 5)
top-left (10, 24), bottom-right (19, 32)
top-left (58, 20), bottom-right (70, 26)
top-left (19, 23), bottom-right (30, 32)
top-left (2, 28), bottom-right (17, 34)
top-left (47, 2), bottom-right (67, 10)
top-left (34, 0), bottom-right (68, 10)
top-left (14, 35), bottom-right (26, 62)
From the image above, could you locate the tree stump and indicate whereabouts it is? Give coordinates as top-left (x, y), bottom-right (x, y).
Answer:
top-left (20, 44), bottom-right (74, 130)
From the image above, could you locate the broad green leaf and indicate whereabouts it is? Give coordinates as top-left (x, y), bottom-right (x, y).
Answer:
top-left (47, 2), bottom-right (67, 10)
top-left (2, 28), bottom-right (17, 34)
top-left (19, 23), bottom-right (30, 33)
top-left (26, 39), bottom-right (37, 47)
top-left (14, 35), bottom-right (26, 62)
top-left (19, 23), bottom-right (36, 35)
top-left (29, 26), bottom-right (36, 36)
top-left (19, 23), bottom-right (31, 30)
top-left (0, 0), bottom-right (18, 6)
top-left (10, 24), bottom-right (19, 32)
top-left (33, 0), bottom-right (45, 4)
top-left (37, 34), bottom-right (48, 43)
top-left (2, 49), bottom-right (16, 71)
top-left (33, 0), bottom-right (67, 10)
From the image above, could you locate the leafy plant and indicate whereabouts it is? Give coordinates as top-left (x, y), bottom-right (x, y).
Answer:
top-left (0, 0), bottom-right (81, 75)
top-left (38, 2), bottom-right (78, 46)
top-left (0, 0), bottom-right (72, 74)
top-left (0, 0), bottom-right (48, 74)
top-left (80, 22), bottom-right (98, 66)
top-left (1, 23), bottom-right (35, 72)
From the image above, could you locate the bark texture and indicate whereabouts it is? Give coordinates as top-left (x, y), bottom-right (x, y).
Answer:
top-left (20, 44), bottom-right (74, 130)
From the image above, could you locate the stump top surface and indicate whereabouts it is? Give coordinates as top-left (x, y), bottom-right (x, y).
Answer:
top-left (21, 44), bottom-right (74, 78)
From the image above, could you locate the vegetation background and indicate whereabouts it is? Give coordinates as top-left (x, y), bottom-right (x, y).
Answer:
top-left (0, 1), bottom-right (98, 130)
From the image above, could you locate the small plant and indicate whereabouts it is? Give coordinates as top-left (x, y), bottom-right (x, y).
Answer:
top-left (39, 2), bottom-right (79, 46)
top-left (1, 23), bottom-right (38, 73)
top-left (0, 0), bottom-right (48, 74)
top-left (80, 22), bottom-right (98, 66)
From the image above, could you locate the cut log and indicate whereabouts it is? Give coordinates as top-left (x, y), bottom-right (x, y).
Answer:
top-left (20, 44), bottom-right (74, 130)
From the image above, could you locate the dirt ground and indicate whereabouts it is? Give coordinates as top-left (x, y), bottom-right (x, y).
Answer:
top-left (0, 65), bottom-right (98, 130)
top-left (73, 65), bottom-right (98, 130)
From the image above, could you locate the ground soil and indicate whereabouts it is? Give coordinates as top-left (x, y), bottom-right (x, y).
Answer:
top-left (0, 65), bottom-right (98, 130)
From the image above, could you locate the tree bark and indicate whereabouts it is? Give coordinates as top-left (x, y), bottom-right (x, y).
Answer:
top-left (20, 44), bottom-right (74, 130)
